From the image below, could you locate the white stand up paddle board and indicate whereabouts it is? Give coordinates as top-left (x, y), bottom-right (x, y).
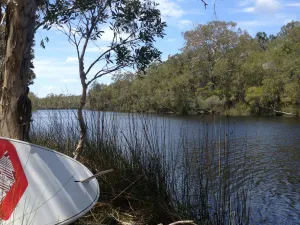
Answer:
top-left (0, 137), bottom-right (99, 225)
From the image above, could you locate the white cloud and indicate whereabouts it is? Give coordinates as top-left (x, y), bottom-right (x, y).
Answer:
top-left (151, 0), bottom-right (198, 30)
top-left (184, 9), bottom-right (203, 16)
top-left (166, 38), bottom-right (176, 42)
top-left (43, 85), bottom-right (58, 91)
top-left (86, 46), bottom-right (109, 53)
top-left (238, 0), bottom-right (254, 7)
top-left (33, 59), bottom-right (78, 78)
top-left (255, 0), bottom-right (281, 14)
top-left (34, 56), bottom-right (114, 82)
top-left (59, 79), bottom-right (78, 83)
top-left (237, 11), bottom-right (296, 35)
top-left (274, 13), bottom-right (298, 25)
top-left (99, 27), bottom-right (115, 42)
top-left (243, 7), bottom-right (255, 12)
top-left (34, 59), bottom-right (53, 66)
top-left (237, 19), bottom-right (276, 30)
top-left (238, 20), bottom-right (267, 27)
top-left (286, 2), bottom-right (300, 7)
top-left (239, 0), bottom-right (282, 15)
top-left (66, 57), bottom-right (77, 62)
top-left (236, 20), bottom-right (267, 35)
top-left (93, 26), bottom-right (136, 42)
top-left (155, 0), bottom-right (184, 19)
top-left (178, 19), bottom-right (192, 29)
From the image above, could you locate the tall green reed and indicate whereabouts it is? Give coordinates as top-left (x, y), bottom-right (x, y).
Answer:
top-left (30, 110), bottom-right (251, 225)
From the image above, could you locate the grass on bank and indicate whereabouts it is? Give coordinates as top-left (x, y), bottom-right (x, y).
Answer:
top-left (30, 110), bottom-right (251, 225)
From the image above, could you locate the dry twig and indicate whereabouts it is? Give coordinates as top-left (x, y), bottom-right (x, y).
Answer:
top-left (201, 0), bottom-right (208, 8)
top-left (169, 221), bottom-right (197, 225)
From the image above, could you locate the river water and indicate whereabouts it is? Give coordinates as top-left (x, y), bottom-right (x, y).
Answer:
top-left (32, 110), bottom-right (300, 225)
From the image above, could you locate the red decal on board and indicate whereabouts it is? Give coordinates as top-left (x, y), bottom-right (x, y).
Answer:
top-left (0, 139), bottom-right (28, 220)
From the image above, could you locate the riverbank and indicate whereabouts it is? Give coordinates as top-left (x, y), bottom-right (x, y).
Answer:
top-left (29, 92), bottom-right (300, 117)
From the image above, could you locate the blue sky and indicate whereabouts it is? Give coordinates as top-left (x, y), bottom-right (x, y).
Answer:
top-left (32, 0), bottom-right (300, 97)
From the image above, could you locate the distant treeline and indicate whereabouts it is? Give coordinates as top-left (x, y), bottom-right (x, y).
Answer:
top-left (33, 21), bottom-right (300, 116)
top-left (29, 93), bottom-right (81, 110)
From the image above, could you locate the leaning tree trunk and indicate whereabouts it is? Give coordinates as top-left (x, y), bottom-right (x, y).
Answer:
top-left (73, 69), bottom-right (88, 160)
top-left (0, 0), bottom-right (40, 139)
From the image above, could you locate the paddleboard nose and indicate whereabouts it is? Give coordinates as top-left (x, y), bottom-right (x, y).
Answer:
top-left (0, 140), bottom-right (28, 220)
top-left (0, 151), bottom-right (16, 202)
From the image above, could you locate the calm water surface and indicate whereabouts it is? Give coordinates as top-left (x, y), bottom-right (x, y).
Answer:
top-left (33, 110), bottom-right (300, 224)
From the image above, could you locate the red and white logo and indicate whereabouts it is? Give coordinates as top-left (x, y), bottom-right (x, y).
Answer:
top-left (0, 140), bottom-right (28, 220)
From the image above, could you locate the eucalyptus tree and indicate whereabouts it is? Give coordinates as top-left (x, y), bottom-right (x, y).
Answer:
top-left (43, 0), bottom-right (166, 158)
top-left (0, 0), bottom-right (210, 141)
top-left (182, 21), bottom-right (244, 92)
top-left (0, 0), bottom-right (42, 139)
top-left (255, 32), bottom-right (269, 50)
top-left (278, 21), bottom-right (300, 37)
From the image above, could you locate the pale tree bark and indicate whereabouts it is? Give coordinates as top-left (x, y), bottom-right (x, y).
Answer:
top-left (74, 69), bottom-right (87, 160)
top-left (0, 0), bottom-right (41, 140)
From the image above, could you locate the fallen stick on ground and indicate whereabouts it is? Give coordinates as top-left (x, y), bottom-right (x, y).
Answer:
top-left (75, 169), bottom-right (114, 183)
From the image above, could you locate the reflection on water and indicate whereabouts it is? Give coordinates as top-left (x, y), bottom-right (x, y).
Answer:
top-left (32, 110), bottom-right (300, 224)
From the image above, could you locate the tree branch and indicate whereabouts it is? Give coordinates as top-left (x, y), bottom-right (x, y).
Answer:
top-left (73, 32), bottom-right (81, 61)
top-left (86, 64), bottom-right (124, 86)
top-left (201, 0), bottom-right (208, 9)
top-left (169, 221), bottom-right (196, 225)
top-left (56, 22), bottom-right (77, 47)
top-left (76, 17), bottom-right (84, 46)
top-left (80, 14), bottom-right (95, 61)
top-left (80, 1), bottom-right (110, 61)
top-left (85, 35), bottom-right (139, 76)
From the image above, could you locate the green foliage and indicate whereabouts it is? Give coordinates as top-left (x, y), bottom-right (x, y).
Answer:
top-left (245, 87), bottom-right (263, 104)
top-left (255, 32), bottom-right (269, 50)
top-left (39, 20), bottom-right (300, 116)
top-left (225, 103), bottom-right (251, 116)
top-left (282, 83), bottom-right (300, 105)
top-left (31, 93), bottom-right (81, 110)
top-left (278, 21), bottom-right (300, 37)
top-left (202, 95), bottom-right (224, 111)
top-left (40, 0), bottom-right (166, 78)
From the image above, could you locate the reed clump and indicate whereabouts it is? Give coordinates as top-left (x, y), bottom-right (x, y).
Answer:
top-left (30, 110), bottom-right (251, 225)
